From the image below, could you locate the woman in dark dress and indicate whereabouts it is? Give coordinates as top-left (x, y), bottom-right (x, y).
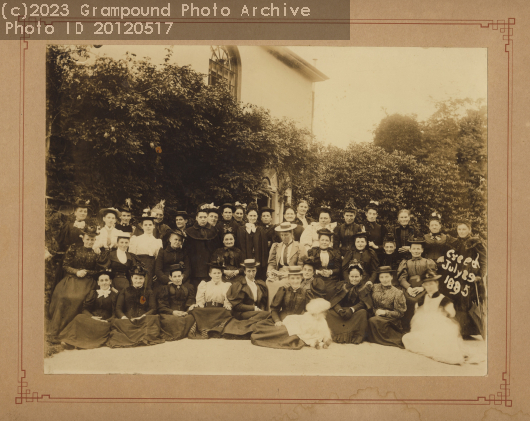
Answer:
top-left (236, 204), bottom-right (269, 280)
top-left (364, 201), bottom-right (388, 258)
top-left (157, 263), bottom-right (196, 341)
top-left (378, 234), bottom-right (402, 287)
top-left (367, 266), bottom-right (407, 348)
top-left (223, 259), bottom-right (269, 339)
top-left (259, 206), bottom-right (277, 250)
top-left (423, 212), bottom-right (454, 263)
top-left (98, 232), bottom-right (138, 293)
top-left (251, 266), bottom-right (312, 350)
top-left (215, 203), bottom-right (241, 243)
top-left (326, 262), bottom-right (372, 344)
top-left (393, 209), bottom-right (415, 260)
top-left (333, 199), bottom-right (363, 258)
top-left (342, 230), bottom-right (379, 285)
top-left (54, 198), bottom-right (91, 286)
top-left (303, 228), bottom-right (342, 301)
top-left (210, 231), bottom-right (244, 283)
top-left (185, 204), bottom-right (221, 288)
top-left (115, 200), bottom-right (135, 234)
top-left (48, 226), bottom-right (100, 343)
top-left (187, 262), bottom-right (234, 339)
top-left (59, 269), bottom-right (118, 349)
top-left (108, 265), bottom-right (164, 347)
top-left (233, 202), bottom-right (247, 226)
top-left (155, 229), bottom-right (192, 291)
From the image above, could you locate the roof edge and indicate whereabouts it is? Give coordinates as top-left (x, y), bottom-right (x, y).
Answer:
top-left (262, 46), bottom-right (329, 82)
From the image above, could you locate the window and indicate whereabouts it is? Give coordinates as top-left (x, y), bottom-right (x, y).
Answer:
top-left (208, 46), bottom-right (240, 99)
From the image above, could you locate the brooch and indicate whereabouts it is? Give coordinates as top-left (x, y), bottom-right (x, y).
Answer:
top-left (140, 296), bottom-right (146, 304)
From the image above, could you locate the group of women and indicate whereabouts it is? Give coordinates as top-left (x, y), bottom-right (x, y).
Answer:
top-left (47, 198), bottom-right (487, 365)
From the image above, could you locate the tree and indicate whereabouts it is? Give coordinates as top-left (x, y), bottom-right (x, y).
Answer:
top-left (45, 46), bottom-right (317, 223)
top-left (373, 113), bottom-right (423, 156)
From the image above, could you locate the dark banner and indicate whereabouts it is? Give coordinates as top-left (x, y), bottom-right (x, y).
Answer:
top-left (2, 0), bottom-right (350, 40)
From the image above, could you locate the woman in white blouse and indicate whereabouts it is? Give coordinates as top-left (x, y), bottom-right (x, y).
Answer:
top-left (129, 214), bottom-right (163, 291)
top-left (93, 208), bottom-right (125, 253)
top-left (187, 262), bottom-right (233, 339)
top-left (300, 206), bottom-right (338, 252)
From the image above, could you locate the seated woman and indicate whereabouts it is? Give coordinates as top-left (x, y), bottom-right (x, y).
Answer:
top-left (98, 232), bottom-right (138, 293)
top-left (155, 229), bottom-right (192, 291)
top-left (301, 262), bottom-right (315, 291)
top-left (327, 261), bottom-right (372, 344)
top-left (58, 269), bottom-right (118, 349)
top-left (187, 262), bottom-right (233, 339)
top-left (303, 228), bottom-right (342, 301)
top-left (251, 266), bottom-right (313, 350)
top-left (108, 265), bottom-right (164, 348)
top-left (300, 206), bottom-right (337, 252)
top-left (223, 259), bottom-right (269, 339)
top-left (48, 226), bottom-right (100, 344)
top-left (210, 230), bottom-right (244, 283)
top-left (423, 212), bottom-right (454, 263)
top-left (157, 263), bottom-right (196, 341)
top-left (341, 230), bottom-right (379, 285)
top-left (367, 266), bottom-right (407, 348)
top-left (402, 269), bottom-right (465, 365)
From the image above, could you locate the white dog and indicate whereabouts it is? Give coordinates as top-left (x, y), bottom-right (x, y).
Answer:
top-left (283, 298), bottom-right (332, 349)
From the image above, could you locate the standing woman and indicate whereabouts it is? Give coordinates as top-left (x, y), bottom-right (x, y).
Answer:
top-left (281, 206), bottom-right (305, 242)
top-left (423, 212), bottom-right (454, 263)
top-left (185, 203), bottom-right (221, 288)
top-left (303, 228), bottom-right (342, 301)
top-left (155, 229), bottom-right (192, 289)
top-left (333, 199), bottom-right (363, 258)
top-left (58, 269), bottom-right (118, 349)
top-left (215, 203), bottom-right (240, 243)
top-left (367, 266), bottom-right (407, 348)
top-left (393, 209), bottom-right (415, 260)
top-left (54, 198), bottom-right (91, 285)
top-left (210, 230), bottom-right (244, 283)
top-left (48, 226), bottom-right (100, 343)
top-left (364, 201), bottom-right (388, 258)
top-left (108, 265), bottom-right (164, 348)
top-left (93, 207), bottom-right (124, 253)
top-left (98, 232), bottom-right (138, 294)
top-left (233, 202), bottom-right (247, 226)
top-left (116, 200), bottom-right (134, 234)
top-left (300, 206), bottom-right (337, 252)
top-left (294, 200), bottom-right (314, 228)
top-left (128, 212), bottom-right (163, 292)
top-left (236, 203), bottom-right (269, 280)
top-left (174, 211), bottom-right (189, 231)
top-left (259, 206), bottom-right (277, 250)
top-left (341, 230), bottom-right (379, 285)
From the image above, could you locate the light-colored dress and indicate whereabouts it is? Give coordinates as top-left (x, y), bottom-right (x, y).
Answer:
top-left (300, 222), bottom-right (338, 251)
top-left (93, 226), bottom-right (125, 251)
top-left (402, 293), bottom-right (465, 365)
top-left (196, 280), bottom-right (231, 307)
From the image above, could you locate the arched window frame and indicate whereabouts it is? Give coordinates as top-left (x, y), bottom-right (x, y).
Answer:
top-left (208, 45), bottom-right (241, 101)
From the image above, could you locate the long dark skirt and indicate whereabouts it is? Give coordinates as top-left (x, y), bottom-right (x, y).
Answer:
top-left (222, 310), bottom-right (270, 339)
top-left (326, 309), bottom-right (368, 344)
top-left (160, 314), bottom-right (195, 341)
top-left (188, 307), bottom-right (233, 339)
top-left (135, 255), bottom-right (156, 291)
top-left (58, 314), bottom-right (112, 349)
top-left (113, 274), bottom-right (130, 294)
top-left (48, 275), bottom-right (97, 337)
top-left (251, 318), bottom-right (306, 350)
top-left (367, 315), bottom-right (405, 349)
top-left (108, 315), bottom-right (164, 347)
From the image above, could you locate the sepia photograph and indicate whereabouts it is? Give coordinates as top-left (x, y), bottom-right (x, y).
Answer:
top-left (43, 44), bottom-right (487, 376)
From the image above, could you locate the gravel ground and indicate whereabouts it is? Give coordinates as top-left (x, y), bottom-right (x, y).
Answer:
top-left (44, 337), bottom-right (486, 376)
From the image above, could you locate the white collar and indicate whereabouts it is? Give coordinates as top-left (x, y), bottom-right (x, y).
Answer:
top-left (97, 289), bottom-right (112, 298)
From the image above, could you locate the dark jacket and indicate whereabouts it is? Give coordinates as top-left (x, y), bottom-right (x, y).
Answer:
top-left (333, 223), bottom-right (364, 256)
top-left (185, 223), bottom-right (220, 279)
top-left (115, 286), bottom-right (156, 319)
top-left (81, 290), bottom-right (118, 320)
top-left (227, 278), bottom-right (268, 316)
top-left (157, 283), bottom-right (195, 313)
top-left (154, 245), bottom-right (191, 285)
